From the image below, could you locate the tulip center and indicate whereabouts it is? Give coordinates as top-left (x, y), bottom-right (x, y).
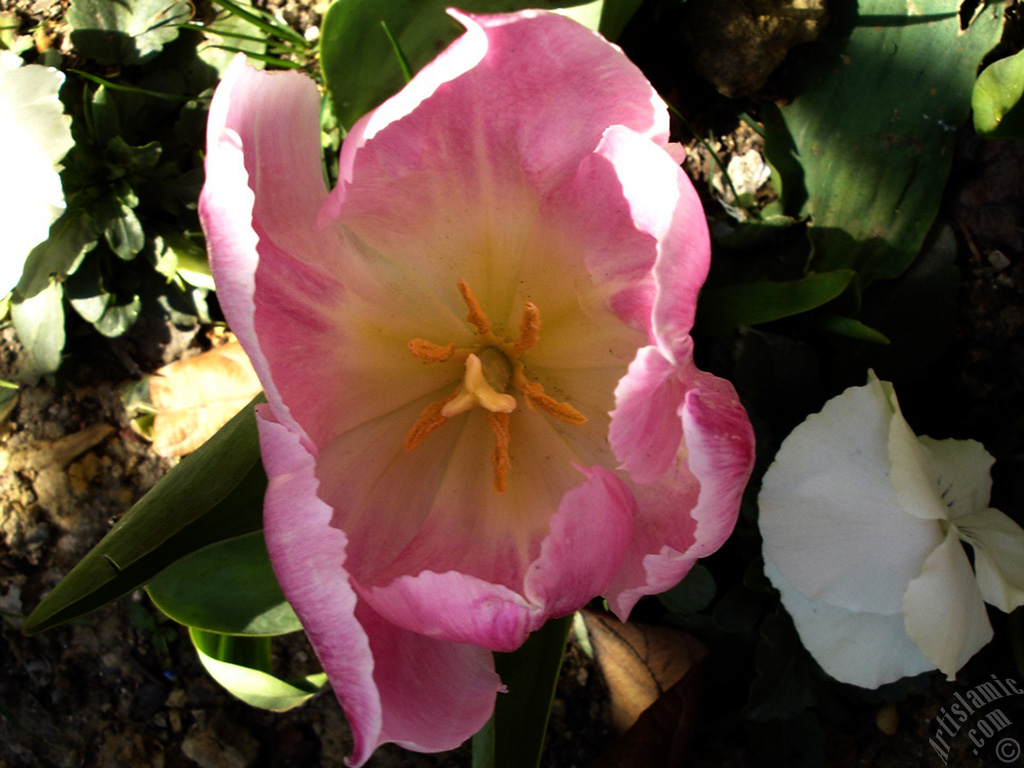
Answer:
top-left (403, 279), bottom-right (586, 493)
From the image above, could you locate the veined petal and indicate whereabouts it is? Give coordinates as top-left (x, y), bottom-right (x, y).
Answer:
top-left (917, 435), bottom-right (997, 523)
top-left (759, 376), bottom-right (943, 615)
top-left (956, 506), bottom-right (1024, 613)
top-left (605, 356), bottom-right (754, 619)
top-left (257, 408), bottom-right (500, 765)
top-left (765, 556), bottom-right (934, 689)
top-left (902, 527), bottom-right (993, 680)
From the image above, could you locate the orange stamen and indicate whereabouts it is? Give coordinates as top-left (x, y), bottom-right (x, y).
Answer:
top-left (408, 339), bottom-right (455, 363)
top-left (519, 380), bottom-right (587, 426)
top-left (488, 411), bottom-right (511, 493)
top-left (403, 394), bottom-right (456, 451)
top-left (457, 279), bottom-right (491, 336)
top-left (512, 302), bottom-right (540, 356)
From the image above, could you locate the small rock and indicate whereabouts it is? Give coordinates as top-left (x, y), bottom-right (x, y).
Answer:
top-left (988, 249), bottom-right (1012, 271)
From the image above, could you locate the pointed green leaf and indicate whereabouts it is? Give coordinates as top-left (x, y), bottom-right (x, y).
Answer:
top-left (23, 397), bottom-right (267, 635)
top-left (147, 530), bottom-right (300, 636)
top-left (765, 0), bottom-right (1003, 283)
top-left (190, 628), bottom-right (327, 711)
top-left (696, 270), bottom-right (856, 333)
top-left (16, 207), bottom-right (99, 299)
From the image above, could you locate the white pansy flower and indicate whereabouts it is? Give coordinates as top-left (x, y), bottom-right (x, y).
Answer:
top-left (0, 51), bottom-right (73, 296)
top-left (759, 372), bottom-right (1024, 689)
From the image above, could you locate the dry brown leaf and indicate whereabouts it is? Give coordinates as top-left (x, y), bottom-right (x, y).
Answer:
top-left (582, 609), bottom-right (707, 731)
top-left (583, 610), bottom-right (708, 768)
top-left (149, 341), bottom-right (262, 457)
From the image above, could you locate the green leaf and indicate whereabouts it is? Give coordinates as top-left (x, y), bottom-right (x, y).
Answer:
top-left (190, 628), bottom-right (327, 711)
top-left (68, 0), bottom-right (191, 66)
top-left (16, 208), bottom-right (99, 299)
top-left (320, 0), bottom-right (606, 130)
top-left (11, 279), bottom-right (65, 381)
top-left (100, 196), bottom-right (145, 261)
top-left (765, 0), bottom-right (1003, 284)
top-left (92, 294), bottom-right (142, 337)
top-left (472, 615), bottom-right (571, 768)
top-left (816, 314), bottom-right (890, 344)
top-left (23, 397), bottom-right (267, 635)
top-left (696, 270), bottom-right (856, 333)
top-left (147, 530), bottom-right (300, 636)
top-left (973, 47), bottom-right (1024, 139)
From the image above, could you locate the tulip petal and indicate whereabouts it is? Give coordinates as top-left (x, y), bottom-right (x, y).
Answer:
top-left (759, 376), bottom-right (943, 615)
top-left (201, 57), bottom-right (346, 445)
top-left (257, 408), bottom-right (500, 765)
top-left (606, 354), bottom-right (754, 618)
top-left (361, 464), bottom-right (635, 651)
top-left (765, 556), bottom-right (934, 689)
top-left (323, 9), bottom-right (668, 225)
top-left (902, 527), bottom-right (993, 680)
top-left (956, 507), bottom-right (1024, 613)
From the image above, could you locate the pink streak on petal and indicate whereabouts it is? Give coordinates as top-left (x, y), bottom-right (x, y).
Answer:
top-left (200, 57), bottom-right (342, 443)
top-left (356, 600), bottom-right (501, 755)
top-left (605, 353), bottom-right (754, 619)
top-left (258, 407), bottom-right (501, 764)
top-left (365, 572), bottom-right (538, 653)
top-left (364, 466), bottom-right (635, 651)
top-left (256, 406), bottom-right (381, 765)
top-left (321, 9), bottom-right (669, 229)
top-left (523, 466), bottom-right (636, 618)
top-left (588, 126), bottom-right (710, 362)
top-left (608, 346), bottom-right (685, 483)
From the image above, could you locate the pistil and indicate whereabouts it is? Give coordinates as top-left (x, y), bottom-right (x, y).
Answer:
top-left (403, 280), bottom-right (586, 493)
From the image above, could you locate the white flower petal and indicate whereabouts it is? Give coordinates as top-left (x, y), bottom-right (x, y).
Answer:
top-left (759, 375), bottom-right (942, 614)
top-left (0, 55), bottom-right (72, 296)
top-left (957, 506), bottom-right (1024, 613)
top-left (764, 555), bottom-right (934, 689)
top-left (888, 408), bottom-right (949, 521)
top-left (902, 527), bottom-right (993, 680)
top-left (916, 436), bottom-right (997, 523)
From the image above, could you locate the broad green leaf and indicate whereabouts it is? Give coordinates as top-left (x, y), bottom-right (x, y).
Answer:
top-left (65, 254), bottom-right (110, 323)
top-left (93, 294), bottom-right (142, 337)
top-left (196, 0), bottom-right (269, 76)
top-left (973, 47), bottom-right (1024, 139)
top-left (472, 615), bottom-right (571, 768)
top-left (320, 0), bottom-right (620, 131)
top-left (11, 279), bottom-right (64, 381)
top-left (100, 197), bottom-right (145, 261)
top-left (147, 530), bottom-right (300, 636)
top-left (765, 0), bottom-right (1003, 284)
top-left (68, 0), bottom-right (191, 66)
top-left (16, 207), bottom-right (99, 299)
top-left (190, 628), bottom-right (327, 711)
top-left (23, 397), bottom-right (267, 635)
top-left (696, 270), bottom-right (856, 333)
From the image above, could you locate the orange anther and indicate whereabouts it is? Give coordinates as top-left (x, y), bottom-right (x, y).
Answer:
top-left (403, 394), bottom-right (456, 451)
top-left (408, 338), bottom-right (455, 363)
top-left (457, 279), bottom-right (491, 336)
top-left (488, 411), bottom-right (511, 493)
top-left (512, 302), bottom-right (540, 356)
top-left (519, 380), bottom-right (587, 426)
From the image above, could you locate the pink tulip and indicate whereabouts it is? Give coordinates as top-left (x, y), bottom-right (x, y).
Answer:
top-left (200, 9), bottom-right (754, 765)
